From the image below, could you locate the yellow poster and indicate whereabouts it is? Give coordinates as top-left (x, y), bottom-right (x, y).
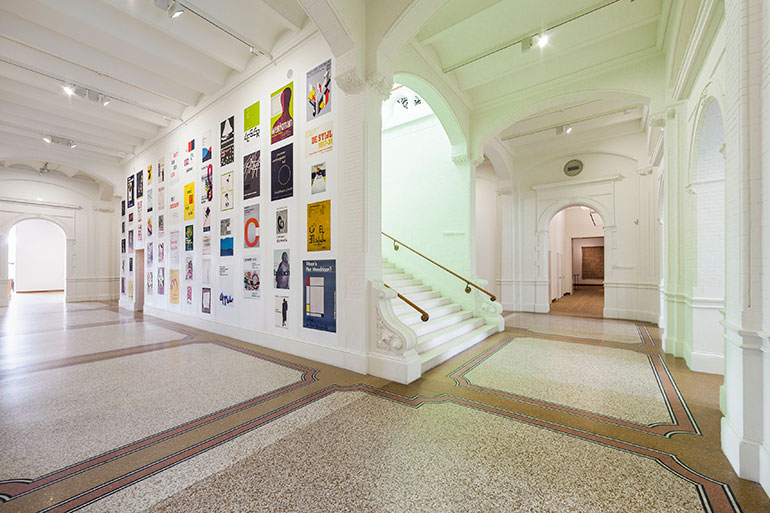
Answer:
top-left (307, 199), bottom-right (331, 251)
top-left (147, 164), bottom-right (152, 183)
top-left (128, 280), bottom-right (134, 301)
top-left (184, 182), bottom-right (195, 220)
top-left (170, 269), bottom-right (180, 304)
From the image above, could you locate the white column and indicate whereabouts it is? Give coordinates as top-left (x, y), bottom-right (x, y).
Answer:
top-left (0, 234), bottom-right (8, 307)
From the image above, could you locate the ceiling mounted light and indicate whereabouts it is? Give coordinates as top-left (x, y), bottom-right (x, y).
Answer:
top-left (62, 85), bottom-right (75, 96)
top-left (536, 33), bottom-right (549, 48)
top-left (102, 96), bottom-right (111, 107)
top-left (69, 141), bottom-right (77, 149)
top-left (169, 0), bottom-right (184, 18)
top-left (565, 125), bottom-right (573, 134)
top-left (42, 135), bottom-right (52, 143)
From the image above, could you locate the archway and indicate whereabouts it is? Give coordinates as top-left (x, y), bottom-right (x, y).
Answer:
top-left (546, 205), bottom-right (606, 318)
top-left (6, 218), bottom-right (67, 305)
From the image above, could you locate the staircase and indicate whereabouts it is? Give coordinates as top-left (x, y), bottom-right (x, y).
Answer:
top-left (383, 259), bottom-right (499, 373)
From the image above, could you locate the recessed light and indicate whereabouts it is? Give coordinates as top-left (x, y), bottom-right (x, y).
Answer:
top-left (43, 135), bottom-right (52, 143)
top-left (537, 33), bottom-right (549, 48)
top-left (70, 142), bottom-right (77, 149)
top-left (102, 97), bottom-right (111, 106)
top-left (565, 125), bottom-right (573, 134)
top-left (169, 1), bottom-right (183, 18)
top-left (36, 198), bottom-right (43, 201)
top-left (62, 85), bottom-right (75, 96)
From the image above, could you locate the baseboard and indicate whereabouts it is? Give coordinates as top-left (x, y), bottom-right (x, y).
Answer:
top-left (690, 350), bottom-right (724, 375)
top-left (15, 289), bottom-right (65, 293)
top-left (142, 305), bottom-right (368, 376)
top-left (721, 416), bottom-right (761, 482)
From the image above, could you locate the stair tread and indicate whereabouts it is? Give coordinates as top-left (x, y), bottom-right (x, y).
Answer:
top-left (419, 324), bottom-right (498, 363)
top-left (417, 317), bottom-right (482, 343)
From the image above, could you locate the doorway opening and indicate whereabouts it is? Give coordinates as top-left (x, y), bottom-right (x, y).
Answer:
top-left (547, 206), bottom-right (605, 318)
top-left (7, 219), bottom-right (66, 306)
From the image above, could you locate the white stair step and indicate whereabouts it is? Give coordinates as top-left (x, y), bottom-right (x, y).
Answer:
top-left (393, 284), bottom-right (431, 295)
top-left (395, 290), bottom-right (442, 302)
top-left (420, 324), bottom-right (499, 373)
top-left (392, 297), bottom-right (451, 316)
top-left (416, 317), bottom-right (485, 353)
top-left (383, 272), bottom-right (411, 281)
top-left (387, 278), bottom-right (422, 288)
top-left (382, 263), bottom-right (398, 270)
top-left (412, 310), bottom-right (473, 337)
top-left (401, 303), bottom-right (462, 326)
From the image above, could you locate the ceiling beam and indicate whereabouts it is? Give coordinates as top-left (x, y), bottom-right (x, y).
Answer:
top-left (416, 0), bottom-right (502, 46)
top-left (262, 0), bottom-right (308, 31)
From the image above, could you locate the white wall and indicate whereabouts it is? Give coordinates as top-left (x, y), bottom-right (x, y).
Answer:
top-left (547, 208), bottom-right (566, 301)
top-left (474, 162), bottom-right (498, 296)
top-left (12, 219), bottom-right (66, 292)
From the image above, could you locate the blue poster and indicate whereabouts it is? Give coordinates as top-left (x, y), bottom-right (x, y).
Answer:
top-left (302, 259), bottom-right (336, 333)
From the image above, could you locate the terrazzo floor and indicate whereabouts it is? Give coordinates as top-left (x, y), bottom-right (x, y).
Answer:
top-left (0, 299), bottom-right (768, 512)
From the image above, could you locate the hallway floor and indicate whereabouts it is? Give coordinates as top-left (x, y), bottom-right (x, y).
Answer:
top-left (550, 285), bottom-right (605, 318)
top-left (0, 302), bottom-right (768, 512)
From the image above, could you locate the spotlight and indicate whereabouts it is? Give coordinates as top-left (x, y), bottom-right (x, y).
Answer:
top-left (169, 0), bottom-right (183, 18)
top-left (62, 85), bottom-right (75, 96)
top-left (565, 125), bottom-right (573, 134)
top-left (43, 135), bottom-right (51, 143)
top-left (102, 96), bottom-right (111, 107)
top-left (69, 141), bottom-right (77, 149)
top-left (536, 33), bottom-right (549, 48)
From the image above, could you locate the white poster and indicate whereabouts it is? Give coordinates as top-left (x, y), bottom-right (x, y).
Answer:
top-left (243, 256), bottom-right (261, 299)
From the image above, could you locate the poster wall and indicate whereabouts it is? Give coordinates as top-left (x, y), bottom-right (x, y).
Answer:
top-left (302, 259), bottom-right (336, 333)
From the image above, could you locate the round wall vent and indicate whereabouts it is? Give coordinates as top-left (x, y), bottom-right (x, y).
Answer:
top-left (564, 159), bottom-right (583, 177)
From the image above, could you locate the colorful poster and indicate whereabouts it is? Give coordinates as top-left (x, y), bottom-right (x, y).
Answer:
top-left (220, 218), bottom-right (233, 257)
top-left (276, 207), bottom-right (288, 243)
top-left (147, 217), bottom-right (153, 237)
top-left (221, 171), bottom-right (234, 211)
top-left (243, 150), bottom-right (260, 200)
top-left (121, 276), bottom-right (125, 295)
top-left (185, 224), bottom-right (194, 251)
top-left (158, 241), bottom-right (165, 264)
top-left (307, 199), bottom-right (331, 251)
top-left (137, 200), bottom-right (143, 244)
top-left (147, 242), bottom-right (153, 266)
top-left (220, 116), bottom-right (235, 166)
top-left (121, 238), bottom-right (126, 253)
top-left (203, 205), bottom-right (212, 232)
top-left (184, 182), bottom-right (195, 220)
top-left (202, 129), bottom-right (212, 163)
top-left (219, 264), bottom-right (234, 307)
top-left (136, 170), bottom-right (144, 199)
top-left (274, 249), bottom-right (290, 289)
top-left (186, 285), bottom-right (193, 305)
top-left (122, 200), bottom-right (126, 217)
top-left (275, 295), bottom-right (289, 329)
top-left (201, 163), bottom-right (214, 203)
top-left (128, 230), bottom-right (134, 251)
top-left (306, 59), bottom-right (332, 120)
top-left (158, 186), bottom-right (165, 210)
top-left (305, 121), bottom-right (333, 157)
top-left (311, 162), bottom-right (326, 194)
top-left (202, 258), bottom-right (211, 285)
top-left (147, 188), bottom-right (154, 213)
top-left (302, 259), bottom-right (336, 333)
top-left (127, 175), bottom-right (135, 208)
top-left (243, 256), bottom-right (261, 298)
top-left (271, 144), bottom-right (293, 200)
top-left (158, 157), bottom-right (165, 183)
top-left (129, 212), bottom-right (134, 223)
top-left (170, 230), bottom-right (180, 265)
top-left (128, 280), bottom-right (134, 301)
top-left (157, 267), bottom-right (165, 295)
top-left (202, 287), bottom-right (211, 313)
top-left (271, 82), bottom-right (294, 144)
top-left (184, 139), bottom-right (195, 174)
top-left (169, 192), bottom-right (180, 225)
top-left (147, 271), bottom-right (153, 295)
top-left (169, 269), bottom-right (179, 304)
top-left (202, 233), bottom-right (212, 255)
top-left (244, 101), bottom-right (260, 143)
top-left (147, 163), bottom-right (153, 183)
top-left (158, 214), bottom-right (165, 236)
top-left (185, 256), bottom-right (193, 280)
top-left (244, 204), bottom-right (260, 248)
top-left (170, 149), bottom-right (180, 183)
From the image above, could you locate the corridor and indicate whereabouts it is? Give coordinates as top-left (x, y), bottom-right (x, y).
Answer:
top-left (0, 301), bottom-right (768, 512)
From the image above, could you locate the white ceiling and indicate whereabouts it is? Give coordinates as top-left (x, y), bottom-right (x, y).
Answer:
top-left (0, 0), bottom-right (307, 185)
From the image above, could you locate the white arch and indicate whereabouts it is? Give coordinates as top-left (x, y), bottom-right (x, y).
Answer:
top-left (538, 197), bottom-right (612, 233)
top-left (0, 214), bottom-right (73, 239)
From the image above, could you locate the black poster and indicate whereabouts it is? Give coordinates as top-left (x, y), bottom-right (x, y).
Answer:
top-left (136, 170), bottom-right (144, 199)
top-left (127, 175), bottom-right (135, 208)
top-left (121, 200), bottom-right (126, 217)
top-left (243, 150), bottom-right (260, 200)
top-left (220, 116), bottom-right (235, 167)
top-left (271, 144), bottom-right (293, 201)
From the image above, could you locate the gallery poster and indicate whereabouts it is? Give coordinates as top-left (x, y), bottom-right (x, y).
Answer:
top-left (243, 150), bottom-right (260, 200)
top-left (185, 139), bottom-right (195, 174)
top-left (158, 157), bottom-right (165, 183)
top-left (121, 277), bottom-right (125, 294)
top-left (311, 162), bottom-right (326, 194)
top-left (202, 233), bottom-right (212, 255)
top-left (128, 280), bottom-right (134, 301)
top-left (302, 259), bottom-right (336, 333)
top-left (220, 218), bottom-right (233, 257)
top-left (305, 121), bottom-right (333, 158)
top-left (146, 271), bottom-right (153, 295)
top-left (128, 230), bottom-right (134, 251)
top-left (270, 82), bottom-right (293, 144)
top-left (136, 170), bottom-right (143, 198)
top-left (147, 217), bottom-right (153, 237)
top-left (243, 256), bottom-right (260, 299)
top-left (158, 215), bottom-right (165, 236)
top-left (184, 182), bottom-right (195, 220)
top-left (271, 144), bottom-right (293, 201)
top-left (170, 149), bottom-right (180, 183)
top-left (244, 101), bottom-right (260, 143)
top-left (121, 200), bottom-right (126, 217)
top-left (202, 258), bottom-right (211, 285)
top-left (306, 59), bottom-right (332, 120)
top-left (307, 199), bottom-right (331, 251)
top-left (137, 200), bottom-right (143, 244)
top-left (147, 163), bottom-right (153, 183)
top-left (185, 256), bottom-right (193, 280)
top-left (127, 175), bottom-right (135, 208)
top-left (202, 129), bottom-right (212, 163)
top-left (185, 224), bottom-right (193, 251)
top-left (170, 230), bottom-right (180, 265)
top-left (158, 186), bottom-right (165, 211)
top-left (158, 241), bottom-right (165, 264)
top-left (147, 242), bottom-right (153, 266)
top-left (203, 205), bottom-right (212, 232)
top-left (157, 267), bottom-right (165, 295)
top-left (201, 163), bottom-right (214, 203)
top-left (169, 269), bottom-right (180, 304)
top-left (221, 171), bottom-right (234, 211)
top-left (219, 264), bottom-right (234, 306)
top-left (147, 188), bottom-right (154, 213)
top-left (169, 193), bottom-right (180, 225)
top-left (122, 221), bottom-right (125, 234)
top-left (276, 207), bottom-right (288, 243)
top-left (220, 116), bottom-right (235, 167)
top-left (186, 285), bottom-right (193, 305)
top-left (274, 249), bottom-right (290, 289)
top-left (202, 287), bottom-right (211, 313)
top-left (275, 295), bottom-right (289, 329)
top-left (244, 204), bottom-right (260, 248)
top-left (121, 239), bottom-right (126, 254)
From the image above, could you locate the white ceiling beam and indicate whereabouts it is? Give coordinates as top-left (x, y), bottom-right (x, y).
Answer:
top-left (22, 0), bottom-right (230, 95)
top-left (0, 129), bottom-right (124, 164)
top-left (262, 0), bottom-right (308, 31)
top-left (101, 0), bottom-right (250, 73)
top-left (0, 9), bottom-right (201, 106)
top-left (416, 0), bottom-right (502, 46)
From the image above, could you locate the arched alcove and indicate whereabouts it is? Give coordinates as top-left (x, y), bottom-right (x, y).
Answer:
top-left (7, 218), bottom-right (68, 302)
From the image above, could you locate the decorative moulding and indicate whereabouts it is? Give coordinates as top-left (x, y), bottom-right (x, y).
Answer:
top-left (0, 197), bottom-right (82, 210)
top-left (531, 174), bottom-right (624, 191)
top-left (672, 0), bottom-right (725, 101)
top-left (334, 68), bottom-right (366, 95)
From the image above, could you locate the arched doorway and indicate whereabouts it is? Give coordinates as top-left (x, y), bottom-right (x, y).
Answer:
top-left (546, 205), bottom-right (606, 318)
top-left (7, 218), bottom-right (67, 305)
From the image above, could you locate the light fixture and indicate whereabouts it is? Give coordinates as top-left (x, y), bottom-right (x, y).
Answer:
top-left (169, 0), bottom-right (184, 18)
top-left (42, 135), bottom-right (52, 143)
top-left (249, 46), bottom-right (262, 56)
top-left (536, 33), bottom-right (549, 48)
top-left (62, 85), bottom-right (75, 96)
top-left (36, 197), bottom-right (43, 201)
top-left (565, 125), bottom-right (573, 134)
top-left (69, 141), bottom-right (77, 149)
top-left (102, 96), bottom-right (111, 107)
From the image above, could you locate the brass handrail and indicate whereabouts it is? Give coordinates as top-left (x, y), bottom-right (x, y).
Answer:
top-left (382, 232), bottom-right (497, 302)
top-left (384, 283), bottom-right (429, 322)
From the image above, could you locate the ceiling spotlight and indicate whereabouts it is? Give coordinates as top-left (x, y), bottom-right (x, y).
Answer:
top-left (169, 0), bottom-right (184, 18)
top-left (536, 33), bottom-right (549, 48)
top-left (249, 46), bottom-right (261, 56)
top-left (62, 85), bottom-right (75, 96)
top-left (69, 141), bottom-right (77, 149)
top-left (42, 135), bottom-right (51, 143)
top-left (565, 125), bottom-right (573, 134)
top-left (102, 96), bottom-right (111, 107)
